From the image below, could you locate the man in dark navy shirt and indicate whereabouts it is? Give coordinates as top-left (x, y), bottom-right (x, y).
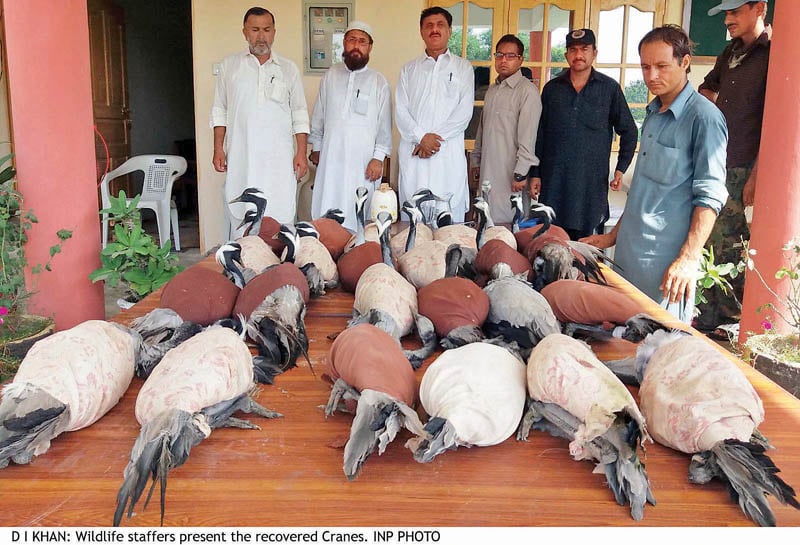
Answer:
top-left (695, 0), bottom-right (770, 333)
top-left (531, 28), bottom-right (638, 240)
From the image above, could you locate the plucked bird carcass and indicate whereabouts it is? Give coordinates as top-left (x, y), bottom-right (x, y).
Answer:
top-left (520, 333), bottom-right (655, 521)
top-left (604, 330), bottom-right (800, 526)
top-left (416, 245), bottom-right (490, 348)
top-left (0, 317), bottom-right (190, 469)
top-left (407, 342), bottom-right (527, 462)
top-left (540, 279), bottom-right (668, 343)
top-left (351, 212), bottom-right (436, 368)
top-left (114, 326), bottom-right (281, 526)
top-left (482, 273), bottom-right (561, 359)
top-left (324, 323), bottom-right (425, 480)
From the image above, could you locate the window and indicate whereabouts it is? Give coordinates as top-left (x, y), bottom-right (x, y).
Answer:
top-left (593, 1), bottom-right (667, 136)
top-left (430, 0), bottom-right (673, 144)
top-left (513, 1), bottom-right (585, 89)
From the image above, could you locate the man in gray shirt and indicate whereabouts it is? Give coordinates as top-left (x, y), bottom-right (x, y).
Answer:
top-left (470, 34), bottom-right (541, 224)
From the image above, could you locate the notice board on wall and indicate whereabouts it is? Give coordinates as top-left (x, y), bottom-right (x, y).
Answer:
top-left (688, 0), bottom-right (775, 58)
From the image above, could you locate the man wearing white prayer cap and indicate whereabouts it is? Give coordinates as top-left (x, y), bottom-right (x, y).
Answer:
top-left (308, 20), bottom-right (392, 232)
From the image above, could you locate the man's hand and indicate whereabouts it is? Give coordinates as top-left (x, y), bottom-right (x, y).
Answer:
top-left (213, 148), bottom-right (227, 172)
top-left (530, 177), bottom-right (541, 200)
top-left (470, 166), bottom-right (480, 183)
top-left (579, 232), bottom-right (615, 249)
top-left (610, 170), bottom-right (623, 191)
top-left (660, 255), bottom-right (698, 305)
top-left (413, 133), bottom-right (443, 159)
top-left (699, 88), bottom-right (718, 103)
top-left (294, 151), bottom-right (309, 181)
top-left (743, 173), bottom-right (756, 207)
top-left (309, 151), bottom-right (320, 167)
top-left (512, 179), bottom-right (527, 193)
top-left (365, 159), bottom-right (383, 182)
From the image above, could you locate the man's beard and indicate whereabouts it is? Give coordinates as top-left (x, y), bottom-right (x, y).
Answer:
top-left (250, 42), bottom-right (271, 57)
top-left (344, 50), bottom-right (369, 71)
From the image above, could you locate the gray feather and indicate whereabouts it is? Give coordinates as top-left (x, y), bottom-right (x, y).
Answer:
top-left (689, 438), bottom-right (800, 527)
top-left (404, 314), bottom-right (437, 370)
top-left (440, 325), bottom-right (484, 349)
top-left (519, 399), bottom-right (655, 521)
top-left (410, 416), bottom-right (461, 463)
top-left (0, 383), bottom-right (70, 468)
top-left (342, 390), bottom-right (416, 480)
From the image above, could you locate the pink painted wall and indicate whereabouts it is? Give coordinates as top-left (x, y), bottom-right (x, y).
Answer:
top-left (4, 0), bottom-right (105, 328)
top-left (739, 0), bottom-right (800, 341)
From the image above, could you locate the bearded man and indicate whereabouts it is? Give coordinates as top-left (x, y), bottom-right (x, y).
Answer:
top-left (308, 21), bottom-right (392, 232)
top-left (210, 6), bottom-right (310, 237)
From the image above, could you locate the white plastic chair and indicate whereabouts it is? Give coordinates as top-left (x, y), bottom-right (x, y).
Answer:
top-left (100, 155), bottom-right (187, 250)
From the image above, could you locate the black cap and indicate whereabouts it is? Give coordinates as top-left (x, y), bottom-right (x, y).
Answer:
top-left (566, 28), bottom-right (596, 47)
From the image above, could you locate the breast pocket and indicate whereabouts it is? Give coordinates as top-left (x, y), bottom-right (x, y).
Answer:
top-left (270, 80), bottom-right (288, 104)
top-left (578, 105), bottom-right (607, 131)
top-left (639, 141), bottom-right (686, 188)
top-left (352, 93), bottom-right (370, 116)
top-left (444, 74), bottom-right (460, 98)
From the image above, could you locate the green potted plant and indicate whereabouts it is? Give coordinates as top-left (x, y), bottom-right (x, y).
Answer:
top-left (695, 245), bottom-right (744, 314)
top-left (0, 152), bottom-right (73, 380)
top-left (742, 238), bottom-right (800, 396)
top-left (89, 191), bottom-right (183, 308)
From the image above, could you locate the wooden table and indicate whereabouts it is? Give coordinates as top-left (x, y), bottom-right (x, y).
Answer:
top-left (1, 257), bottom-right (799, 527)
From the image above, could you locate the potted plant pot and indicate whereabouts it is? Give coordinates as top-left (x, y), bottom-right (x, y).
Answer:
top-left (746, 332), bottom-right (800, 398)
top-left (0, 314), bottom-right (56, 360)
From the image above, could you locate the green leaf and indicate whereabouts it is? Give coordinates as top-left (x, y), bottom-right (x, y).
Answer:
top-left (0, 165), bottom-right (16, 184)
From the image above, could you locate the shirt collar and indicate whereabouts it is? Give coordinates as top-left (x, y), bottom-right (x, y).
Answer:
top-left (243, 48), bottom-right (281, 66)
top-left (731, 29), bottom-right (771, 54)
top-left (496, 69), bottom-right (524, 87)
top-left (647, 81), bottom-right (694, 119)
top-left (423, 48), bottom-right (452, 62)
top-left (346, 64), bottom-right (369, 75)
top-left (554, 67), bottom-right (598, 85)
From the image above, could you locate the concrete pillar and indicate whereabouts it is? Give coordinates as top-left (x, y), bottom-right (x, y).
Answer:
top-left (4, 0), bottom-right (105, 328)
top-left (739, 0), bottom-right (800, 342)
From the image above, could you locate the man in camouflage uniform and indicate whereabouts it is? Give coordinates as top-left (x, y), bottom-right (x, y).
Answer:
top-left (695, 0), bottom-right (770, 332)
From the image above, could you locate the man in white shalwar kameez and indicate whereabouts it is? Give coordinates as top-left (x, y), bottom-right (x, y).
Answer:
top-left (396, 6), bottom-right (475, 223)
top-left (309, 21), bottom-right (392, 233)
top-left (210, 7), bottom-right (310, 238)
